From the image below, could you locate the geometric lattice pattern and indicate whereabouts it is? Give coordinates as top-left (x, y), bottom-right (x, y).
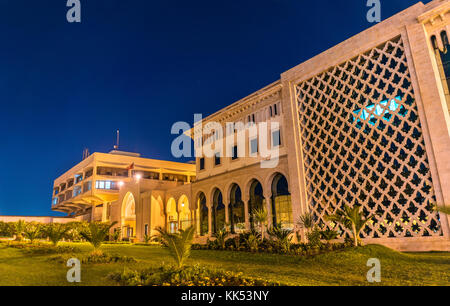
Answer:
top-left (296, 36), bottom-right (443, 238)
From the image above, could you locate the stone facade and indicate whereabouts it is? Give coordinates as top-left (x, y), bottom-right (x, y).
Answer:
top-left (4, 0), bottom-right (449, 252)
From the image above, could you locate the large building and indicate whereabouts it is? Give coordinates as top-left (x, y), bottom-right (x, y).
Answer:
top-left (42, 0), bottom-right (450, 251)
top-left (51, 150), bottom-right (196, 239)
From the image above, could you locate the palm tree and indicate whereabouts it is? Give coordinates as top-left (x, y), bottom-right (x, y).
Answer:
top-left (42, 223), bottom-right (70, 246)
top-left (23, 222), bottom-right (42, 244)
top-left (320, 229), bottom-right (338, 242)
top-left (153, 225), bottom-right (196, 268)
top-left (80, 221), bottom-right (117, 250)
top-left (267, 224), bottom-right (293, 253)
top-left (297, 212), bottom-right (314, 232)
top-left (297, 212), bottom-right (316, 244)
top-left (13, 220), bottom-right (27, 241)
top-left (325, 205), bottom-right (373, 247)
top-left (213, 228), bottom-right (229, 249)
top-left (252, 208), bottom-right (268, 241)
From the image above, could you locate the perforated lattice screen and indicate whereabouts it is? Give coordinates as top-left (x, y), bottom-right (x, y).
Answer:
top-left (296, 36), bottom-right (442, 238)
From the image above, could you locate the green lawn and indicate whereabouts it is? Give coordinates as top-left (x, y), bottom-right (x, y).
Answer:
top-left (0, 242), bottom-right (448, 286)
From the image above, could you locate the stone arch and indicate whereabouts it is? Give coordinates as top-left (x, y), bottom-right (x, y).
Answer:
top-left (121, 192), bottom-right (136, 239)
top-left (178, 194), bottom-right (192, 230)
top-left (150, 195), bottom-right (165, 232)
top-left (166, 197), bottom-right (178, 233)
top-left (208, 185), bottom-right (224, 206)
top-left (246, 178), bottom-right (265, 229)
top-left (228, 183), bottom-right (245, 233)
top-left (265, 170), bottom-right (290, 196)
top-left (270, 172), bottom-right (293, 229)
top-left (211, 187), bottom-right (225, 234)
top-left (243, 175), bottom-right (265, 201)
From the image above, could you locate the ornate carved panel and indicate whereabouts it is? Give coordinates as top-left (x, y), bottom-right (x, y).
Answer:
top-left (296, 36), bottom-right (442, 238)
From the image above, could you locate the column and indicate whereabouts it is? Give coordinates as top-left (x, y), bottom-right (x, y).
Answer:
top-left (207, 199), bottom-right (212, 236)
top-left (264, 194), bottom-right (273, 229)
top-left (243, 196), bottom-right (250, 230)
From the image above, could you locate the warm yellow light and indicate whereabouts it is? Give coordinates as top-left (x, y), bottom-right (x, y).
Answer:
top-left (118, 181), bottom-right (124, 187)
top-left (135, 173), bottom-right (142, 181)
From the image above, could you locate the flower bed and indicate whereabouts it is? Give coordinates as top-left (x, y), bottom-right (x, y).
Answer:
top-left (108, 264), bottom-right (287, 286)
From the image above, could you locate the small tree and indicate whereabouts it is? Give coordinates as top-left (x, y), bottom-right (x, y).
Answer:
top-left (80, 221), bottom-right (117, 250)
top-left (297, 212), bottom-right (314, 233)
top-left (153, 225), bottom-right (196, 268)
top-left (252, 208), bottom-right (268, 241)
top-left (23, 222), bottom-right (42, 244)
top-left (0, 221), bottom-right (12, 238)
top-left (325, 205), bottom-right (373, 247)
top-left (320, 229), bottom-right (338, 243)
top-left (42, 223), bottom-right (70, 246)
top-left (213, 228), bottom-right (229, 249)
top-left (65, 221), bottom-right (87, 242)
top-left (12, 220), bottom-right (27, 241)
top-left (267, 224), bottom-right (293, 253)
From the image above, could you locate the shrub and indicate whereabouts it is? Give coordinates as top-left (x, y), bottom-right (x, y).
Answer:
top-left (6, 242), bottom-right (81, 255)
top-left (267, 225), bottom-right (293, 253)
top-left (23, 222), bottom-right (42, 243)
top-left (42, 223), bottom-right (70, 246)
top-left (80, 221), bottom-right (117, 249)
top-left (152, 225), bottom-right (195, 268)
top-left (320, 229), bottom-right (339, 242)
top-left (306, 227), bottom-right (323, 248)
top-left (213, 228), bottom-right (229, 250)
top-left (244, 233), bottom-right (259, 252)
top-left (52, 250), bottom-right (136, 264)
top-left (0, 221), bottom-right (13, 238)
top-left (12, 220), bottom-right (27, 241)
top-left (110, 228), bottom-right (122, 242)
top-left (64, 222), bottom-right (88, 242)
top-left (108, 264), bottom-right (286, 286)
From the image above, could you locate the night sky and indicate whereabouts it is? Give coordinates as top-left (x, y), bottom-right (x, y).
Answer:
top-left (0, 0), bottom-right (431, 216)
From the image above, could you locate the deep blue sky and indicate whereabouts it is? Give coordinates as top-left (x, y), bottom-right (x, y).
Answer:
top-left (0, 0), bottom-right (431, 216)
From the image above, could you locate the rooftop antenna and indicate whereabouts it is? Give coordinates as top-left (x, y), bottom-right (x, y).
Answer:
top-left (114, 129), bottom-right (120, 150)
top-left (82, 148), bottom-right (89, 160)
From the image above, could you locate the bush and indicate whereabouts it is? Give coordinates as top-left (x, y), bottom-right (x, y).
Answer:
top-left (108, 264), bottom-right (286, 286)
top-left (52, 250), bottom-right (137, 264)
top-left (6, 242), bottom-right (81, 255)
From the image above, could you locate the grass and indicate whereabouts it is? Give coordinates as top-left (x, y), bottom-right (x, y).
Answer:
top-left (0, 242), bottom-right (448, 286)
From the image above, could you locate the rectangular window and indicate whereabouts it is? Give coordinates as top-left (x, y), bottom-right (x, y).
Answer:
top-left (272, 129), bottom-right (281, 147)
top-left (214, 152), bottom-right (221, 166)
top-left (95, 180), bottom-right (119, 190)
top-left (73, 186), bottom-right (82, 197)
top-left (231, 145), bottom-right (238, 160)
top-left (199, 157), bottom-right (205, 170)
top-left (250, 138), bottom-right (258, 154)
top-left (274, 104), bottom-right (278, 116)
top-left (83, 181), bottom-right (92, 193)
